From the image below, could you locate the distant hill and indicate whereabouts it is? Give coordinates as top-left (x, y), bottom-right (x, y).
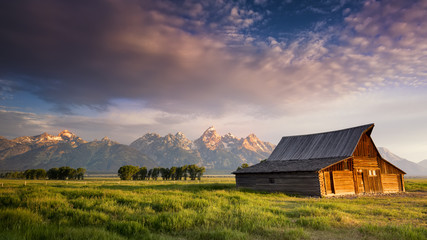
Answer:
top-left (378, 147), bottom-right (427, 176)
top-left (418, 159), bottom-right (427, 169)
top-left (0, 132), bottom-right (155, 171)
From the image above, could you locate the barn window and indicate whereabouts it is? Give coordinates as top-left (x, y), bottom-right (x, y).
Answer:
top-left (369, 170), bottom-right (377, 176)
top-left (269, 178), bottom-right (275, 183)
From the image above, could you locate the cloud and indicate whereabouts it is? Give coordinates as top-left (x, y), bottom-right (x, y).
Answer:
top-left (2, 85), bottom-right (426, 163)
top-left (0, 107), bottom-right (162, 143)
top-left (0, 0), bottom-right (426, 118)
top-left (0, 109), bottom-right (50, 138)
top-left (336, 0), bottom-right (427, 89)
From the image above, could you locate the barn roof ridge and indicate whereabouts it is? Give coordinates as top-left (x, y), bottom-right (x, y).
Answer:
top-left (278, 123), bottom-right (374, 139)
top-left (267, 123), bottom-right (374, 161)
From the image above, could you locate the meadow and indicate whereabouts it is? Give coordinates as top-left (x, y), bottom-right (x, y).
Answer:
top-left (0, 177), bottom-right (426, 240)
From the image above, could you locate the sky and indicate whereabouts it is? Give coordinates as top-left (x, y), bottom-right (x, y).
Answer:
top-left (0, 0), bottom-right (426, 163)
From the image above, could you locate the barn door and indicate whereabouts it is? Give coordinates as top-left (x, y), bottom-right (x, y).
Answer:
top-left (397, 175), bottom-right (403, 192)
top-left (363, 169), bottom-right (382, 193)
top-left (356, 170), bottom-right (365, 193)
top-left (363, 169), bottom-right (374, 193)
top-left (323, 171), bottom-right (334, 195)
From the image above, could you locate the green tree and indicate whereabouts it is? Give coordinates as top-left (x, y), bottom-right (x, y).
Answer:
top-left (47, 168), bottom-right (59, 180)
top-left (118, 165), bottom-right (139, 180)
top-left (2, 171), bottom-right (25, 179)
top-left (135, 167), bottom-right (147, 180)
top-left (35, 169), bottom-right (47, 179)
top-left (196, 166), bottom-right (206, 180)
top-left (147, 169), bottom-right (153, 180)
top-left (151, 168), bottom-right (160, 180)
top-left (170, 167), bottom-right (177, 180)
top-left (236, 163), bottom-right (250, 170)
top-left (58, 166), bottom-right (76, 180)
top-left (175, 166), bottom-right (184, 180)
top-left (76, 168), bottom-right (86, 180)
top-left (185, 165), bottom-right (206, 180)
top-left (160, 168), bottom-right (170, 180)
top-left (187, 165), bottom-right (197, 180)
top-left (187, 165), bottom-right (206, 180)
top-left (24, 169), bottom-right (37, 179)
top-left (181, 165), bottom-right (188, 180)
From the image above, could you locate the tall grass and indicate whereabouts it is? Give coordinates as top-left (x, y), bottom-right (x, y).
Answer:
top-left (0, 178), bottom-right (426, 239)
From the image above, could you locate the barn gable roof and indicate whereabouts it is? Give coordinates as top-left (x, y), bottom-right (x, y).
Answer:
top-left (234, 124), bottom-right (374, 174)
top-left (268, 124), bottom-right (374, 161)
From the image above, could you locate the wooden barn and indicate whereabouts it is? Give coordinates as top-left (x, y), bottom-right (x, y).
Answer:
top-left (233, 124), bottom-right (405, 197)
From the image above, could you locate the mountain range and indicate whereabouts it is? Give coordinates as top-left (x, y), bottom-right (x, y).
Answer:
top-left (129, 126), bottom-right (275, 170)
top-left (0, 130), bottom-right (155, 171)
top-left (0, 127), bottom-right (275, 172)
top-left (0, 127), bottom-right (425, 176)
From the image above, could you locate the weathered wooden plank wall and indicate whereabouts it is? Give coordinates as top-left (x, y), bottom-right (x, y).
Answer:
top-left (378, 158), bottom-right (405, 174)
top-left (332, 171), bottom-right (355, 194)
top-left (353, 133), bottom-right (378, 158)
top-left (318, 171), bottom-right (326, 195)
top-left (382, 174), bottom-right (400, 192)
top-left (235, 172), bottom-right (321, 196)
top-left (322, 158), bottom-right (353, 172)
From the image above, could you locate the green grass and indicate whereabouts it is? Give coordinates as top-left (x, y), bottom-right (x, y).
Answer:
top-left (405, 178), bottom-right (427, 192)
top-left (0, 178), bottom-right (426, 240)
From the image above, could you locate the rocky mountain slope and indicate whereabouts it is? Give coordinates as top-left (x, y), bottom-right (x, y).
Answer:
top-left (378, 147), bottom-right (427, 176)
top-left (0, 127), bottom-right (275, 172)
top-left (0, 130), bottom-right (85, 160)
top-left (130, 126), bottom-right (275, 170)
top-left (129, 132), bottom-right (203, 168)
top-left (0, 132), bottom-right (155, 171)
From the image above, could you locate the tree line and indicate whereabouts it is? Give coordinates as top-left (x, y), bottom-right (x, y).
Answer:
top-left (0, 167), bottom-right (86, 180)
top-left (118, 165), bottom-right (206, 181)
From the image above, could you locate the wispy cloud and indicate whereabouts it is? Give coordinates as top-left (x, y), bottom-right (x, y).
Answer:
top-left (0, 0), bottom-right (425, 118)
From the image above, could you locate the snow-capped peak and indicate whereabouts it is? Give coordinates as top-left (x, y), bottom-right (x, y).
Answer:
top-left (202, 126), bottom-right (220, 137)
top-left (59, 129), bottom-right (75, 139)
top-left (242, 133), bottom-right (268, 152)
top-left (247, 133), bottom-right (258, 139)
top-left (205, 126), bottom-right (217, 133)
top-left (224, 132), bottom-right (236, 138)
top-left (196, 126), bottom-right (222, 150)
top-left (175, 132), bottom-right (186, 139)
top-left (101, 136), bottom-right (110, 142)
top-left (35, 132), bottom-right (62, 142)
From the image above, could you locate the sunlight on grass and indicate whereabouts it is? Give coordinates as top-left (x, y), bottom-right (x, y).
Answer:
top-left (0, 178), bottom-right (425, 239)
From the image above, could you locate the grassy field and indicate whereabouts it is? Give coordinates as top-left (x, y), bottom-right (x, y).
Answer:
top-left (0, 178), bottom-right (426, 240)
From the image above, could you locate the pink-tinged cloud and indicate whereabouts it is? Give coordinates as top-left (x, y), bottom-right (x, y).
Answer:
top-left (0, 0), bottom-right (426, 116)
